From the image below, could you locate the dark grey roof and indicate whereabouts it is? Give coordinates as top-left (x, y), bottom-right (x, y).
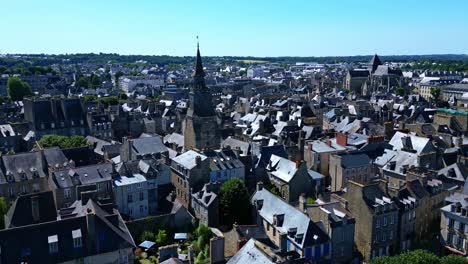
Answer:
top-left (203, 149), bottom-right (244, 171)
top-left (71, 163), bottom-right (113, 185)
top-left (132, 136), bottom-right (167, 156)
top-left (5, 191), bottom-right (57, 228)
top-left (256, 145), bottom-right (288, 169)
top-left (0, 195), bottom-right (135, 264)
top-left (348, 70), bottom-right (370, 78)
top-left (44, 147), bottom-right (69, 168)
top-left (340, 153), bottom-right (371, 168)
top-left (361, 184), bottom-right (393, 209)
top-left (1, 151), bottom-right (47, 183)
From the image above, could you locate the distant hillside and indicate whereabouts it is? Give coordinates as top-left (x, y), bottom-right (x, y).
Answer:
top-left (1, 53), bottom-right (468, 67)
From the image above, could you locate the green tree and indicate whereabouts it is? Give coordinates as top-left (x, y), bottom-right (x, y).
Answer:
top-left (194, 223), bottom-right (212, 250)
top-left (39, 135), bottom-right (88, 149)
top-left (77, 76), bottom-right (89, 88)
top-left (440, 254), bottom-right (467, 264)
top-left (83, 94), bottom-right (98, 102)
top-left (395, 87), bottom-right (405, 96)
top-left (0, 197), bottom-right (8, 229)
top-left (267, 185), bottom-right (280, 196)
top-left (219, 178), bottom-right (252, 226)
top-left (371, 249), bottom-right (465, 264)
top-left (114, 71), bottom-right (124, 85)
top-left (118, 92), bottom-right (128, 100)
top-left (194, 246), bottom-right (209, 264)
top-left (430, 87), bottom-right (441, 101)
top-left (98, 96), bottom-right (119, 107)
top-left (7, 76), bottom-right (33, 101)
top-left (139, 230), bottom-right (155, 243)
top-left (155, 229), bottom-right (168, 246)
top-left (89, 74), bottom-right (101, 88)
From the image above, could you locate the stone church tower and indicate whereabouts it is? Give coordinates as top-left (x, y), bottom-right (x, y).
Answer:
top-left (184, 44), bottom-right (220, 151)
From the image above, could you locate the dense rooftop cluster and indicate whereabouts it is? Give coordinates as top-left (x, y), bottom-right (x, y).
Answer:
top-left (0, 48), bottom-right (467, 264)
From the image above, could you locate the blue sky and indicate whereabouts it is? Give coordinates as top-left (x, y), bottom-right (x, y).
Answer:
top-left (1, 0), bottom-right (467, 56)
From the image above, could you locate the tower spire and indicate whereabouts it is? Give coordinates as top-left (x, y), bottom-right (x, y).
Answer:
top-left (194, 36), bottom-right (205, 77)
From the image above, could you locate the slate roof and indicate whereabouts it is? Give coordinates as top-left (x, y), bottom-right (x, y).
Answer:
top-left (369, 54), bottom-right (383, 72)
top-left (114, 173), bottom-right (147, 187)
top-left (438, 163), bottom-right (466, 184)
top-left (389, 131), bottom-right (435, 154)
top-left (373, 65), bottom-right (403, 76)
top-left (221, 137), bottom-right (250, 156)
top-left (69, 163), bottom-right (113, 185)
top-left (192, 184), bottom-right (218, 207)
top-left (361, 183), bottom-right (394, 209)
top-left (348, 69), bottom-right (370, 78)
top-left (0, 194), bottom-right (135, 264)
top-left (340, 153), bottom-right (371, 168)
top-left (163, 133), bottom-right (184, 148)
top-left (5, 191), bottom-right (57, 228)
top-left (267, 154), bottom-right (297, 183)
top-left (172, 150), bottom-right (207, 170)
top-left (256, 145), bottom-right (288, 169)
top-left (86, 136), bottom-right (111, 156)
top-left (227, 239), bottom-right (278, 264)
top-left (0, 124), bottom-right (15, 137)
top-left (1, 151), bottom-right (47, 183)
top-left (252, 188), bottom-right (329, 249)
top-left (203, 149), bottom-right (244, 172)
top-left (43, 147), bottom-right (70, 168)
top-left (131, 136), bottom-right (167, 156)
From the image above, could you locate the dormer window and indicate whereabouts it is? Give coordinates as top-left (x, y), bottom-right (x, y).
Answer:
top-left (6, 171), bottom-right (13, 182)
top-left (72, 229), bottom-right (82, 248)
top-left (30, 167), bottom-right (38, 178)
top-left (48, 235), bottom-right (59, 254)
top-left (19, 170), bottom-right (27, 181)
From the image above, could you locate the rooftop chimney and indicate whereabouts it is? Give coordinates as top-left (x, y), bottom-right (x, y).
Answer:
top-left (257, 181), bottom-right (264, 191)
top-left (299, 193), bottom-right (306, 212)
top-left (31, 196), bottom-right (40, 222)
top-left (336, 132), bottom-right (348, 146)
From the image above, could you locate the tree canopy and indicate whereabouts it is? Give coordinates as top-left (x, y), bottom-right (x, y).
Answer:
top-left (155, 229), bottom-right (168, 245)
top-left (219, 178), bottom-right (252, 226)
top-left (38, 135), bottom-right (89, 149)
top-left (430, 87), bottom-right (441, 101)
top-left (372, 250), bottom-right (465, 264)
top-left (7, 76), bottom-right (33, 101)
top-left (395, 87), bottom-right (405, 96)
top-left (0, 197), bottom-right (8, 229)
top-left (77, 74), bottom-right (101, 88)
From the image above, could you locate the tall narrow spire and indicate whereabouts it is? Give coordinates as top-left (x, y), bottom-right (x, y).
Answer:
top-left (194, 38), bottom-right (205, 77)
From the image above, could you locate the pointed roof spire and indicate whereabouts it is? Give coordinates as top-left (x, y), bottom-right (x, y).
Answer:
top-left (194, 36), bottom-right (205, 77)
top-left (370, 54), bottom-right (382, 67)
top-left (369, 54), bottom-right (383, 73)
